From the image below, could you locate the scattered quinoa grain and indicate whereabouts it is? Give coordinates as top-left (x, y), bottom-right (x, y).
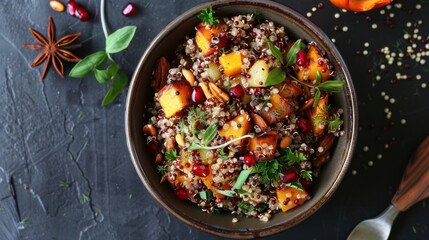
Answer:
top-left (232, 218), bottom-right (238, 223)
top-left (372, 23), bottom-right (378, 29)
top-left (352, 170), bottom-right (357, 175)
top-left (400, 119), bottom-right (406, 124)
top-left (377, 154), bottom-right (382, 159)
top-left (342, 26), bottom-right (348, 32)
top-left (368, 161), bottom-right (374, 166)
top-left (363, 146), bottom-right (369, 152)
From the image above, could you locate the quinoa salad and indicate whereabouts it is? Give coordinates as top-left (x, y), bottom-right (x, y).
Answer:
top-left (143, 8), bottom-right (345, 222)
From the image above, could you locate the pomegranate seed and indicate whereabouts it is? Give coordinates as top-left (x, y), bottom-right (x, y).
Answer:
top-left (75, 6), bottom-right (90, 21)
top-left (281, 169), bottom-right (299, 183)
top-left (175, 188), bottom-right (189, 200)
top-left (67, 0), bottom-right (77, 16)
top-left (240, 154), bottom-right (256, 166)
top-left (147, 141), bottom-right (158, 154)
top-left (191, 86), bottom-right (205, 103)
top-left (300, 179), bottom-right (313, 190)
top-left (192, 164), bottom-right (210, 177)
top-left (122, 2), bottom-right (138, 17)
top-left (296, 50), bottom-right (308, 67)
top-left (298, 118), bottom-right (311, 132)
top-left (229, 85), bottom-right (245, 99)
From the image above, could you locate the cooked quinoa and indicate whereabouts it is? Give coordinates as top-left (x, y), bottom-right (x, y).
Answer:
top-left (143, 13), bottom-right (344, 221)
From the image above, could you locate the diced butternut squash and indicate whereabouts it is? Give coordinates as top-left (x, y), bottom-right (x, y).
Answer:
top-left (311, 94), bottom-right (329, 136)
top-left (195, 22), bottom-right (227, 56)
top-left (158, 80), bottom-right (193, 118)
top-left (198, 149), bottom-right (216, 165)
top-left (259, 94), bottom-right (295, 125)
top-left (201, 169), bottom-right (231, 200)
top-left (276, 186), bottom-right (310, 212)
top-left (218, 113), bottom-right (251, 146)
top-left (275, 79), bottom-right (303, 99)
top-left (248, 131), bottom-right (279, 160)
top-left (219, 51), bottom-right (243, 77)
top-left (330, 0), bottom-right (392, 12)
top-left (247, 60), bottom-right (269, 87)
top-left (179, 150), bottom-right (193, 174)
top-left (205, 62), bottom-right (221, 81)
top-left (295, 45), bottom-right (332, 83)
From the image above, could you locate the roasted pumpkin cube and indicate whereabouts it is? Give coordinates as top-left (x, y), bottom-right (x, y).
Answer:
top-left (195, 22), bottom-right (227, 56)
top-left (276, 186), bottom-right (310, 212)
top-left (259, 94), bottom-right (295, 125)
top-left (311, 94), bottom-right (329, 136)
top-left (248, 131), bottom-right (279, 160)
top-left (201, 169), bottom-right (231, 200)
top-left (219, 51), bottom-right (243, 77)
top-left (275, 79), bottom-right (303, 99)
top-left (218, 113), bottom-right (251, 146)
top-left (295, 44), bottom-right (332, 83)
top-left (158, 80), bottom-right (193, 118)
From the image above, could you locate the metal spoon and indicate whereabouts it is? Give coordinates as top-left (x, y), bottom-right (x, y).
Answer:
top-left (347, 136), bottom-right (429, 240)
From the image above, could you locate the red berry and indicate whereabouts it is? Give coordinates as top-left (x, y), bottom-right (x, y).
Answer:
top-left (296, 50), bottom-right (308, 67)
top-left (240, 154), bottom-right (256, 167)
top-left (67, 0), bottom-right (77, 16)
top-left (300, 178), bottom-right (313, 190)
top-left (122, 2), bottom-right (138, 17)
top-left (281, 169), bottom-right (299, 183)
top-left (75, 6), bottom-right (90, 21)
top-left (229, 85), bottom-right (245, 99)
top-left (192, 164), bottom-right (210, 177)
top-left (298, 118), bottom-right (311, 132)
top-left (147, 141), bottom-right (158, 154)
top-left (175, 188), bottom-right (189, 200)
top-left (191, 86), bottom-right (205, 103)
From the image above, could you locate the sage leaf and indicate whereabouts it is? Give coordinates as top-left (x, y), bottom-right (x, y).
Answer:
top-left (286, 39), bottom-right (306, 67)
top-left (216, 189), bottom-right (235, 197)
top-left (315, 71), bottom-right (322, 85)
top-left (264, 38), bottom-right (284, 64)
top-left (198, 191), bottom-right (207, 200)
top-left (94, 63), bottom-right (119, 84)
top-left (106, 26), bottom-right (137, 54)
top-left (102, 69), bottom-right (128, 106)
top-left (69, 51), bottom-right (107, 78)
top-left (313, 89), bottom-right (321, 108)
top-left (317, 80), bottom-right (345, 92)
top-left (264, 67), bottom-right (286, 86)
top-left (202, 123), bottom-right (218, 145)
top-left (233, 169), bottom-right (252, 190)
top-left (188, 134), bottom-right (254, 151)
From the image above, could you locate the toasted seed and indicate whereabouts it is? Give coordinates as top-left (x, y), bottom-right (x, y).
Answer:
top-left (155, 153), bottom-right (163, 165)
top-left (250, 113), bottom-right (268, 131)
top-left (280, 136), bottom-right (293, 149)
top-left (198, 82), bottom-right (214, 99)
top-left (300, 98), bottom-right (314, 111)
top-left (182, 69), bottom-right (195, 86)
top-left (50, 0), bottom-right (65, 12)
top-left (313, 151), bottom-right (330, 168)
top-left (143, 124), bottom-right (157, 136)
top-left (316, 133), bottom-right (335, 156)
top-left (175, 134), bottom-right (185, 147)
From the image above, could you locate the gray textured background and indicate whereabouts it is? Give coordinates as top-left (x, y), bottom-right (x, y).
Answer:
top-left (0, 0), bottom-right (428, 239)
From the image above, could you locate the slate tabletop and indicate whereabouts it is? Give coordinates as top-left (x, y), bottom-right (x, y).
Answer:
top-left (1, 0), bottom-right (429, 239)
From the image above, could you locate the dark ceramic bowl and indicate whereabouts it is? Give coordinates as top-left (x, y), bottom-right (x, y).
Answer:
top-left (125, 0), bottom-right (358, 238)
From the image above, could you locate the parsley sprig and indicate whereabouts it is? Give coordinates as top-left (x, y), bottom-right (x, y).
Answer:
top-left (198, 6), bottom-right (219, 27)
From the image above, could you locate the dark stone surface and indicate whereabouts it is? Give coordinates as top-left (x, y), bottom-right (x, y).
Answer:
top-left (0, 0), bottom-right (428, 239)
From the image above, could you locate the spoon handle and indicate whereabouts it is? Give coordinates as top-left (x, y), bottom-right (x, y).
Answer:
top-left (391, 136), bottom-right (429, 212)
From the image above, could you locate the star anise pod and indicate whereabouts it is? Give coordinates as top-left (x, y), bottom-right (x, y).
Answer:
top-left (23, 16), bottom-right (81, 80)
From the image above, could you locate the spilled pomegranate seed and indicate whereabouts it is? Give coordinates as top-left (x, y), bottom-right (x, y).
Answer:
top-left (75, 6), bottom-right (90, 21)
top-left (122, 2), bottom-right (138, 17)
top-left (67, 0), bottom-right (77, 16)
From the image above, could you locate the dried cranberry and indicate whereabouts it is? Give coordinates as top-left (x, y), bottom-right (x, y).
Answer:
top-left (191, 86), bottom-right (205, 103)
top-left (229, 85), bottom-right (245, 99)
top-left (175, 188), bottom-right (189, 200)
top-left (281, 169), bottom-right (299, 183)
top-left (240, 154), bottom-right (256, 167)
top-left (192, 164), bottom-right (210, 177)
top-left (300, 178), bottom-right (313, 190)
top-left (67, 0), bottom-right (77, 16)
top-left (296, 50), bottom-right (308, 67)
top-left (298, 118), bottom-right (311, 132)
top-left (122, 2), bottom-right (138, 17)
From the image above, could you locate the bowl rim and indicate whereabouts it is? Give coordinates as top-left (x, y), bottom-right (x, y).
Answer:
top-left (125, 0), bottom-right (358, 238)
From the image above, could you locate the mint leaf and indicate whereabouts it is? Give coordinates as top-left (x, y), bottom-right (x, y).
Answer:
top-left (286, 39), bottom-right (306, 67)
top-left (106, 26), bottom-right (137, 54)
top-left (216, 189), bottom-right (235, 197)
top-left (69, 51), bottom-right (107, 78)
top-left (102, 70), bottom-right (128, 106)
top-left (233, 169), bottom-right (252, 190)
top-left (265, 67), bottom-right (286, 86)
top-left (94, 63), bottom-right (119, 84)
top-left (265, 38), bottom-right (284, 64)
top-left (202, 123), bottom-right (218, 145)
top-left (317, 80), bottom-right (345, 92)
top-left (313, 90), bottom-right (321, 108)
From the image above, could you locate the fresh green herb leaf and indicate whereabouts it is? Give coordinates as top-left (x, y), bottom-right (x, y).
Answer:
top-left (317, 80), bottom-right (345, 92)
top-left (157, 165), bottom-right (165, 175)
top-left (20, 218), bottom-right (32, 224)
top-left (59, 180), bottom-right (70, 189)
top-left (284, 147), bottom-right (307, 166)
top-left (216, 189), bottom-right (235, 197)
top-left (313, 89), bottom-right (321, 108)
top-left (233, 169), bottom-right (252, 190)
top-left (165, 149), bottom-right (178, 161)
top-left (285, 181), bottom-right (304, 190)
top-left (198, 6), bottom-right (219, 27)
top-left (315, 71), bottom-right (322, 85)
top-left (254, 11), bottom-right (263, 24)
top-left (412, 226), bottom-right (417, 233)
top-left (69, 51), bottom-right (107, 78)
top-left (144, 2), bottom-right (150, 8)
top-left (237, 189), bottom-right (250, 195)
top-left (256, 203), bottom-right (268, 212)
top-left (102, 69), bottom-right (128, 106)
top-left (82, 193), bottom-right (90, 203)
top-left (198, 190), bottom-right (213, 201)
top-left (202, 123), bottom-right (218, 145)
top-left (237, 200), bottom-right (254, 212)
top-left (94, 63), bottom-right (119, 84)
top-left (264, 38), bottom-right (284, 64)
top-left (300, 170), bottom-right (313, 181)
top-left (286, 39), bottom-right (306, 67)
top-left (328, 118), bottom-right (343, 132)
top-left (217, 148), bottom-right (229, 159)
top-left (128, 193), bottom-right (133, 199)
top-left (253, 159), bottom-right (284, 185)
top-left (188, 134), bottom-right (254, 150)
top-left (265, 67), bottom-right (286, 86)
top-left (106, 26), bottom-right (137, 54)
